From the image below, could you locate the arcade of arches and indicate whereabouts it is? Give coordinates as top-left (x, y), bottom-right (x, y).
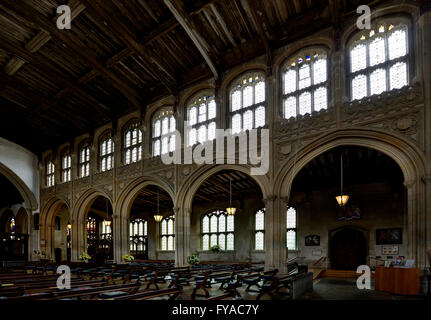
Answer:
top-left (0, 0), bottom-right (430, 298)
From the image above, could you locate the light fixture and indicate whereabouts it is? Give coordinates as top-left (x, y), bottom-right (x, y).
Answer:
top-left (154, 189), bottom-right (163, 222)
top-left (104, 199), bottom-right (112, 227)
top-left (67, 222), bottom-right (72, 229)
top-left (226, 177), bottom-right (237, 216)
top-left (336, 152), bottom-right (349, 207)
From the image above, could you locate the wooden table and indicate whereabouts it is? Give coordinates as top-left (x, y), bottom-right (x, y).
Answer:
top-left (375, 266), bottom-right (419, 295)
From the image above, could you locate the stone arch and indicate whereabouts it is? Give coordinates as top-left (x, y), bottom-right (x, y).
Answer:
top-left (115, 176), bottom-right (175, 261)
top-left (274, 127), bottom-right (427, 267)
top-left (177, 164), bottom-right (271, 211)
top-left (0, 162), bottom-right (37, 211)
top-left (71, 188), bottom-right (113, 261)
top-left (40, 197), bottom-right (70, 260)
top-left (15, 207), bottom-right (29, 235)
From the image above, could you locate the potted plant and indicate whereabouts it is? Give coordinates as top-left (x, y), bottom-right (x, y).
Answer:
top-left (187, 252), bottom-right (200, 266)
top-left (79, 252), bottom-right (91, 263)
top-left (33, 250), bottom-right (46, 261)
top-left (122, 254), bottom-right (135, 263)
top-left (210, 244), bottom-right (221, 253)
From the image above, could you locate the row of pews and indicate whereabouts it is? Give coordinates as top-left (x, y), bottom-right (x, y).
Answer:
top-left (0, 260), bottom-right (312, 301)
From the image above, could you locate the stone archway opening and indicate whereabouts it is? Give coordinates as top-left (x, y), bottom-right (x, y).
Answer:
top-left (190, 169), bottom-right (264, 264)
top-left (288, 146), bottom-right (406, 272)
top-left (84, 196), bottom-right (114, 264)
top-left (49, 203), bottom-right (72, 263)
top-left (128, 185), bottom-right (174, 261)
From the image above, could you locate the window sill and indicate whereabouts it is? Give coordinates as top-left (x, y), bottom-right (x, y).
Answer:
top-left (197, 250), bottom-right (235, 254)
top-left (157, 250), bottom-right (175, 253)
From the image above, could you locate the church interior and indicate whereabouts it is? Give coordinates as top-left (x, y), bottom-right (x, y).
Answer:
top-left (0, 0), bottom-right (430, 303)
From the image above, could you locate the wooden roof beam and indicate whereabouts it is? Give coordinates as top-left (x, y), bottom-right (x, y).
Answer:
top-left (164, 0), bottom-right (219, 80)
top-left (245, 0), bottom-right (273, 68)
top-left (3, 1), bottom-right (142, 110)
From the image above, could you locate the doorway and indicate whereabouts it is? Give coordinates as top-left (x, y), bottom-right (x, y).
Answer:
top-left (330, 228), bottom-right (367, 270)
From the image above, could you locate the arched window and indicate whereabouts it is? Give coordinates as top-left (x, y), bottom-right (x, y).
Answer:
top-left (282, 49), bottom-right (328, 119)
top-left (201, 210), bottom-right (234, 251)
top-left (99, 132), bottom-right (114, 172)
top-left (230, 72), bottom-right (266, 134)
top-left (86, 216), bottom-right (97, 248)
top-left (79, 143), bottom-right (90, 178)
top-left (46, 160), bottom-right (55, 187)
top-left (10, 217), bottom-right (15, 233)
top-left (187, 93), bottom-right (216, 146)
top-left (124, 121), bottom-right (143, 164)
top-left (286, 207), bottom-right (297, 250)
top-left (160, 216), bottom-right (175, 251)
top-left (152, 108), bottom-right (176, 157)
top-left (255, 208), bottom-right (265, 250)
top-left (61, 152), bottom-right (71, 183)
top-left (349, 22), bottom-right (409, 101)
top-left (130, 218), bottom-right (147, 255)
top-left (101, 221), bottom-right (111, 235)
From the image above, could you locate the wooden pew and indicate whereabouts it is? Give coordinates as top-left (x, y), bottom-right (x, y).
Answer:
top-left (113, 288), bottom-right (182, 301)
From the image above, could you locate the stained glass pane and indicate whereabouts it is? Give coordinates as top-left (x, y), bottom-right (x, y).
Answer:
top-left (286, 230), bottom-right (296, 250)
top-left (162, 117), bottom-right (169, 135)
top-left (243, 110), bottom-right (253, 131)
top-left (202, 234), bottom-right (209, 250)
top-left (243, 86), bottom-right (253, 107)
top-left (189, 107), bottom-right (197, 125)
top-left (284, 96), bottom-right (297, 119)
top-left (144, 221), bottom-right (147, 236)
top-left (198, 103), bottom-right (206, 122)
top-left (287, 207), bottom-right (296, 228)
top-left (169, 135), bottom-right (176, 152)
top-left (299, 64), bottom-right (311, 89)
top-left (388, 28), bottom-right (407, 60)
top-left (168, 236), bottom-right (174, 250)
top-left (226, 233), bottom-right (234, 250)
top-left (232, 114), bottom-right (241, 134)
top-left (202, 216), bottom-right (209, 233)
top-left (314, 87), bottom-right (327, 111)
top-left (351, 43), bottom-right (367, 72)
top-left (299, 92), bottom-right (312, 115)
top-left (313, 58), bottom-right (327, 84)
top-left (153, 140), bottom-right (160, 157)
top-left (154, 120), bottom-right (160, 137)
top-left (161, 237), bottom-right (167, 250)
top-left (218, 215), bottom-right (226, 232)
top-left (255, 106), bottom-right (265, 128)
top-left (208, 100), bottom-right (216, 119)
top-left (369, 37), bottom-right (386, 66)
top-left (219, 234), bottom-right (225, 250)
top-left (255, 81), bottom-right (265, 104)
top-left (161, 220), bottom-right (167, 235)
top-left (189, 128), bottom-right (196, 146)
top-left (389, 62), bottom-right (407, 90)
top-left (198, 125), bottom-right (206, 143)
top-left (161, 137), bottom-right (168, 154)
top-left (167, 219), bottom-right (174, 234)
top-left (134, 222), bottom-right (138, 236)
top-left (210, 215), bottom-right (218, 233)
top-left (284, 69), bottom-right (297, 94)
top-left (255, 231), bottom-right (264, 250)
top-left (210, 234), bottom-right (218, 247)
top-left (208, 122), bottom-right (216, 141)
top-left (255, 210), bottom-right (264, 231)
top-left (227, 215), bottom-right (234, 232)
top-left (370, 68), bottom-right (387, 95)
top-left (352, 74), bottom-right (367, 100)
top-left (232, 90), bottom-right (241, 112)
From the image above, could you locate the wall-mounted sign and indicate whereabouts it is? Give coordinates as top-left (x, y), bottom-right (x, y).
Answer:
top-left (382, 245), bottom-right (398, 255)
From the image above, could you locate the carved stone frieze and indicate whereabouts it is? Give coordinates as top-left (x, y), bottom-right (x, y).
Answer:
top-left (93, 171), bottom-right (113, 186)
top-left (117, 162), bottom-right (142, 180)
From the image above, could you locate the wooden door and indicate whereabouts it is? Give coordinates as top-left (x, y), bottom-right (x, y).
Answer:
top-left (330, 228), bottom-right (367, 270)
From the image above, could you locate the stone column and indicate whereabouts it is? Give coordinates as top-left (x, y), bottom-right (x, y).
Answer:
top-left (264, 195), bottom-right (287, 273)
top-left (331, 35), bottom-right (347, 127)
top-left (418, 5), bottom-right (431, 266)
top-left (175, 206), bottom-right (191, 267)
top-left (114, 213), bottom-right (128, 263)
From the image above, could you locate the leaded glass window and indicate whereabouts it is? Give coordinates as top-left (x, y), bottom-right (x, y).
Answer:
top-left (124, 121), bottom-right (143, 165)
top-left (46, 160), bottom-right (55, 187)
top-left (130, 218), bottom-right (147, 255)
top-left (160, 216), bottom-right (175, 251)
top-left (230, 73), bottom-right (266, 134)
top-left (79, 144), bottom-right (90, 178)
top-left (255, 208), bottom-right (265, 250)
top-left (61, 153), bottom-right (71, 183)
top-left (349, 23), bottom-right (409, 101)
top-left (201, 210), bottom-right (234, 251)
top-left (282, 49), bottom-right (328, 119)
top-left (286, 207), bottom-right (297, 250)
top-left (152, 108), bottom-right (176, 157)
top-left (187, 94), bottom-right (216, 146)
top-left (100, 133), bottom-right (114, 172)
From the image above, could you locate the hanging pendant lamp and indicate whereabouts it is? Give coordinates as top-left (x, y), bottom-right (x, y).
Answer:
top-left (154, 190), bottom-right (163, 222)
top-left (335, 153), bottom-right (349, 207)
top-left (226, 177), bottom-right (237, 216)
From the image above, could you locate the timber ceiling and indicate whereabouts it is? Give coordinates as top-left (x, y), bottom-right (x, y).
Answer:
top-left (0, 0), bottom-right (382, 154)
